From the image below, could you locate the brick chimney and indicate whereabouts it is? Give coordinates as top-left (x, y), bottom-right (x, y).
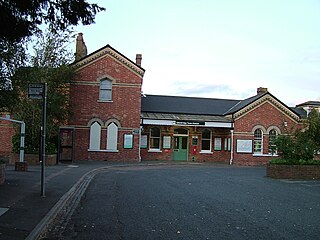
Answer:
top-left (75, 33), bottom-right (87, 61)
top-left (257, 87), bottom-right (268, 95)
top-left (136, 54), bottom-right (142, 66)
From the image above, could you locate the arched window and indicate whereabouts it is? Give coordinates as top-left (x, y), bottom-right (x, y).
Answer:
top-left (253, 129), bottom-right (263, 154)
top-left (100, 79), bottom-right (112, 101)
top-left (201, 129), bottom-right (212, 151)
top-left (89, 122), bottom-right (101, 150)
top-left (107, 122), bottom-right (118, 151)
top-left (150, 127), bottom-right (161, 149)
top-left (268, 129), bottom-right (277, 155)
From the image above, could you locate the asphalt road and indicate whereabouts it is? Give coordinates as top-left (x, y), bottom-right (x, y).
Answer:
top-left (56, 164), bottom-right (320, 240)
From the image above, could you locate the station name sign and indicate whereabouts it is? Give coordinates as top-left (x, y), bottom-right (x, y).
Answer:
top-left (174, 121), bottom-right (205, 126)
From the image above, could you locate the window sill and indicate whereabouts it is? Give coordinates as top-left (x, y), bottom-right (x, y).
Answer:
top-left (200, 151), bottom-right (213, 154)
top-left (253, 153), bottom-right (278, 157)
top-left (148, 149), bottom-right (162, 153)
top-left (88, 149), bottom-right (119, 153)
top-left (97, 100), bottom-right (113, 103)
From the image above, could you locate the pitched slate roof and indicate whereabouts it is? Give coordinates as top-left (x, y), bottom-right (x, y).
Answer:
top-left (296, 101), bottom-right (320, 107)
top-left (223, 93), bottom-right (265, 115)
top-left (290, 107), bottom-right (307, 118)
top-left (141, 95), bottom-right (240, 116)
top-left (141, 93), bottom-right (306, 119)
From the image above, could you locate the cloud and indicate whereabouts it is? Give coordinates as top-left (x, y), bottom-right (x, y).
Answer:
top-left (172, 82), bottom-right (252, 100)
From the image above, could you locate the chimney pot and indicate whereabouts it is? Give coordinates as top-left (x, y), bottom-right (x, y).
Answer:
top-left (136, 54), bottom-right (142, 66)
top-left (257, 87), bottom-right (268, 95)
top-left (75, 33), bottom-right (87, 61)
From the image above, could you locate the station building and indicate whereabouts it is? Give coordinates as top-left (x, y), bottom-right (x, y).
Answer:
top-left (57, 34), bottom-right (308, 166)
top-left (1, 34), bottom-right (314, 165)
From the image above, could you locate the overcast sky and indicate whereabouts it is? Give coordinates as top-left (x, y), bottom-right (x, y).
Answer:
top-left (74, 0), bottom-right (320, 107)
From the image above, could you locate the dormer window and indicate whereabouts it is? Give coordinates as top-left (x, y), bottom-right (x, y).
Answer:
top-left (100, 79), bottom-right (112, 101)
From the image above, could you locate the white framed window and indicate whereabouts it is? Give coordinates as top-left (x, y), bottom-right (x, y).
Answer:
top-left (89, 122), bottom-right (101, 150)
top-left (100, 79), bottom-right (112, 101)
top-left (253, 129), bottom-right (263, 154)
top-left (150, 127), bottom-right (161, 150)
top-left (107, 122), bottom-right (118, 151)
top-left (201, 129), bottom-right (212, 151)
top-left (268, 129), bottom-right (277, 155)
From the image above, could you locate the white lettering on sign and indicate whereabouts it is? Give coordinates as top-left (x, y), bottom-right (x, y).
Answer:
top-left (28, 83), bottom-right (43, 99)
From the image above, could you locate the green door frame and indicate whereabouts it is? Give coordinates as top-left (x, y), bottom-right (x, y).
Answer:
top-left (173, 136), bottom-right (188, 161)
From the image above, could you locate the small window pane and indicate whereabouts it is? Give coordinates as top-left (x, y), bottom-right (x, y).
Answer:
top-left (254, 129), bottom-right (263, 154)
top-left (202, 140), bottom-right (211, 150)
top-left (100, 89), bottom-right (112, 101)
top-left (100, 79), bottom-right (112, 101)
top-left (269, 129), bottom-right (277, 154)
top-left (201, 129), bottom-right (211, 151)
top-left (101, 80), bottom-right (112, 89)
top-left (150, 138), bottom-right (160, 148)
top-left (151, 127), bottom-right (160, 137)
top-left (150, 127), bottom-right (160, 149)
top-left (202, 129), bottom-right (211, 139)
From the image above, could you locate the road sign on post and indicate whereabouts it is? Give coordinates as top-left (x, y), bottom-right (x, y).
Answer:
top-left (28, 83), bottom-right (47, 197)
top-left (28, 84), bottom-right (43, 99)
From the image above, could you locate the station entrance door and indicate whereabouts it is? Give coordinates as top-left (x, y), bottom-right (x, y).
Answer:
top-left (173, 128), bottom-right (188, 161)
top-left (58, 128), bottom-right (74, 162)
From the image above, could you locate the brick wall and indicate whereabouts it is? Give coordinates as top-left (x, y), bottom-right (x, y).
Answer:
top-left (69, 52), bottom-right (143, 162)
top-left (232, 101), bottom-right (303, 165)
top-left (0, 115), bottom-right (15, 157)
top-left (140, 125), bottom-right (231, 163)
top-left (266, 164), bottom-right (320, 179)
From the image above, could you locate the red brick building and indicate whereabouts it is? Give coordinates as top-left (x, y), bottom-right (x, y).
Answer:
top-left (34, 35), bottom-right (310, 165)
top-left (0, 34), bottom-right (310, 165)
top-left (140, 88), bottom-right (305, 165)
top-left (59, 33), bottom-right (145, 162)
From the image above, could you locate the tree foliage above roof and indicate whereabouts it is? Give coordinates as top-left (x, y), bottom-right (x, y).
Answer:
top-left (0, 0), bottom-right (105, 42)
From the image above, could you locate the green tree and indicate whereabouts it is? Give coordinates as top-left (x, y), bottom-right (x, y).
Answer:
top-left (274, 134), bottom-right (297, 163)
top-left (274, 111), bottom-right (320, 163)
top-left (12, 28), bottom-right (74, 154)
top-left (0, 0), bottom-right (104, 110)
top-left (306, 109), bottom-right (320, 152)
top-left (0, 0), bottom-right (105, 42)
top-left (0, 39), bottom-right (27, 112)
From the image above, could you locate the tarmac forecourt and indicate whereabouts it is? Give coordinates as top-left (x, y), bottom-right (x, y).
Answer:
top-left (0, 161), bottom-right (202, 239)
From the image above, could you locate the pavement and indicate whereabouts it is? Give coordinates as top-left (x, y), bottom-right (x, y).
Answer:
top-left (0, 160), bottom-right (204, 240)
top-left (0, 160), bottom-right (120, 240)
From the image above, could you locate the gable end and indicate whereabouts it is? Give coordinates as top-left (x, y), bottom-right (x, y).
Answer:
top-left (233, 94), bottom-right (301, 122)
top-left (74, 46), bottom-right (145, 78)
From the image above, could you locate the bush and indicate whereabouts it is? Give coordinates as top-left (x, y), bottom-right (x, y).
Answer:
top-left (274, 128), bottom-right (317, 164)
top-left (12, 131), bottom-right (57, 154)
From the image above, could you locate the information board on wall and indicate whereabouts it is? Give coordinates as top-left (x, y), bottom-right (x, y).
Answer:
top-left (124, 134), bottom-right (133, 149)
top-left (163, 136), bottom-right (171, 149)
top-left (140, 135), bottom-right (147, 148)
top-left (236, 139), bottom-right (252, 153)
top-left (214, 138), bottom-right (222, 150)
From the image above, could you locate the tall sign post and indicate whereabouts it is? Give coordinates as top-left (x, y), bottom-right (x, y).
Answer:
top-left (28, 83), bottom-right (47, 197)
